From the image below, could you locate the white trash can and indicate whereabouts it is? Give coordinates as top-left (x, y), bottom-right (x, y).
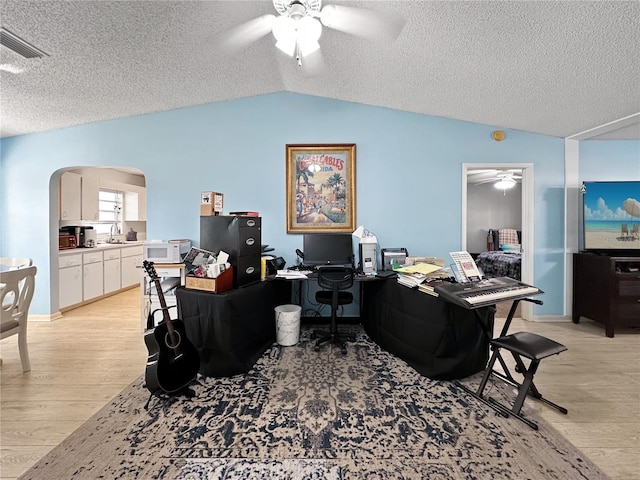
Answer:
top-left (275, 304), bottom-right (301, 346)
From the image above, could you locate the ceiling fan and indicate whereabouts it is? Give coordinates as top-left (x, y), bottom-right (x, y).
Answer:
top-left (217, 0), bottom-right (404, 68)
top-left (469, 169), bottom-right (523, 186)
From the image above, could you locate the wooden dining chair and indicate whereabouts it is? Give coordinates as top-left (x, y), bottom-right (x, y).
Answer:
top-left (1, 265), bottom-right (37, 372)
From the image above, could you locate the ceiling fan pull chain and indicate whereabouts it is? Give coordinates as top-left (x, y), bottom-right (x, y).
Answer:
top-left (296, 43), bottom-right (302, 66)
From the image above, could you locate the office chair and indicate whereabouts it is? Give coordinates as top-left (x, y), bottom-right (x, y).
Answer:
top-left (312, 267), bottom-right (356, 354)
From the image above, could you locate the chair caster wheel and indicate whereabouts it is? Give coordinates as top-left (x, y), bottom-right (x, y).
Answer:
top-left (341, 348), bottom-right (347, 355)
top-left (314, 344), bottom-right (320, 352)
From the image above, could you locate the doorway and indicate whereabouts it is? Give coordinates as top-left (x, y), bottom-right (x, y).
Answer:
top-left (461, 163), bottom-right (534, 319)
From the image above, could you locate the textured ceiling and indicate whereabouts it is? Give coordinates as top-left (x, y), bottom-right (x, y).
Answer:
top-left (1, 0), bottom-right (639, 140)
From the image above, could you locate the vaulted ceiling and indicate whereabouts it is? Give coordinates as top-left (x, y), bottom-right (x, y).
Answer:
top-left (1, 0), bottom-right (639, 140)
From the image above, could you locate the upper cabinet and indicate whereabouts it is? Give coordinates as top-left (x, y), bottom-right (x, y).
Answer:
top-left (81, 175), bottom-right (100, 221)
top-left (124, 186), bottom-right (147, 221)
top-left (60, 172), bottom-right (82, 220)
top-left (59, 172), bottom-right (100, 221)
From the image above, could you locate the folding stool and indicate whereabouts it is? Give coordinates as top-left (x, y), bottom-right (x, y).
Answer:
top-left (462, 330), bottom-right (568, 430)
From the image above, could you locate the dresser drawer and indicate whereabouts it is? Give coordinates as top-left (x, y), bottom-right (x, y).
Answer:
top-left (616, 300), bottom-right (640, 322)
top-left (616, 278), bottom-right (640, 297)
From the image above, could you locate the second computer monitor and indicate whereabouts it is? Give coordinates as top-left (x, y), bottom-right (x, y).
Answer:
top-left (303, 234), bottom-right (353, 266)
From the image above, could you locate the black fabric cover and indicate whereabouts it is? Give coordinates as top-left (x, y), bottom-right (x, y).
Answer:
top-left (361, 280), bottom-right (494, 380)
top-left (176, 281), bottom-right (292, 377)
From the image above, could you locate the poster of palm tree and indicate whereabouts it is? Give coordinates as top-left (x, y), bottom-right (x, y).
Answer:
top-left (285, 144), bottom-right (356, 233)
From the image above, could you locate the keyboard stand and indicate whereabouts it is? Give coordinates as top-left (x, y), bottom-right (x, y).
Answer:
top-left (455, 297), bottom-right (553, 429)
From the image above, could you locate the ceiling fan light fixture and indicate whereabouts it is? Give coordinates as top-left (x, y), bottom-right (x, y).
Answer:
top-left (297, 16), bottom-right (321, 55)
top-left (495, 178), bottom-right (516, 190)
top-left (319, 4), bottom-right (337, 27)
top-left (273, 15), bottom-right (296, 55)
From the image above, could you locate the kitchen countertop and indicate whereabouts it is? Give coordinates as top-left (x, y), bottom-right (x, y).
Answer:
top-left (59, 241), bottom-right (145, 255)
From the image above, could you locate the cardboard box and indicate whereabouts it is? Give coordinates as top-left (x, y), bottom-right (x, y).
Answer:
top-left (185, 268), bottom-right (233, 293)
top-left (200, 191), bottom-right (224, 216)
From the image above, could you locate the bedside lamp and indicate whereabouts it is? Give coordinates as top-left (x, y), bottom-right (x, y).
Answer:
top-left (352, 225), bottom-right (378, 275)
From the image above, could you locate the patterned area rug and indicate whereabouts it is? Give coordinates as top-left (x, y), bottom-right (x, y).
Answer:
top-left (174, 458), bottom-right (341, 479)
top-left (20, 325), bottom-right (609, 480)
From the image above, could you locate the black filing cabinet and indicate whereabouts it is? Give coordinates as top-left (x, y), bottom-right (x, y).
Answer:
top-left (200, 215), bottom-right (262, 288)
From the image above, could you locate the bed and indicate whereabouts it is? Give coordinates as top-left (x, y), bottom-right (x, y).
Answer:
top-left (475, 250), bottom-right (521, 280)
top-left (475, 228), bottom-right (522, 280)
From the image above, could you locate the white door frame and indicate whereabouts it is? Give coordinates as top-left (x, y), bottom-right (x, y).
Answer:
top-left (462, 163), bottom-right (535, 320)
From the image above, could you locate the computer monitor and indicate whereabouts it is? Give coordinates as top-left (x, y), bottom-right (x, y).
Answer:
top-left (302, 234), bottom-right (354, 266)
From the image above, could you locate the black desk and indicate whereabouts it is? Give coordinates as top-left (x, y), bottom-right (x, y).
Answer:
top-left (178, 275), bottom-right (493, 381)
top-left (176, 281), bottom-right (291, 377)
top-left (361, 280), bottom-right (494, 380)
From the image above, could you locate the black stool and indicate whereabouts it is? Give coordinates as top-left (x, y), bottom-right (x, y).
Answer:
top-left (460, 331), bottom-right (568, 430)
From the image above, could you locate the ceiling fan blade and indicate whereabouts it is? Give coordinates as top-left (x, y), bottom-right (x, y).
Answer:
top-left (474, 178), bottom-right (500, 185)
top-left (216, 14), bottom-right (276, 54)
top-left (319, 5), bottom-right (404, 42)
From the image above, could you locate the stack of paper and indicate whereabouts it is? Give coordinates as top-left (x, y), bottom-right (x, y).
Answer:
top-left (396, 272), bottom-right (426, 288)
top-left (275, 269), bottom-right (308, 279)
top-left (395, 262), bottom-right (448, 289)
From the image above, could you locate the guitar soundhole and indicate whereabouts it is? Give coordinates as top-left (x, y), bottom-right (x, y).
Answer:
top-left (165, 331), bottom-right (181, 350)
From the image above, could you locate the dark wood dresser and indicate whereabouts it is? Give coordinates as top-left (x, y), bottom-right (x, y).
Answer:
top-left (573, 253), bottom-right (640, 337)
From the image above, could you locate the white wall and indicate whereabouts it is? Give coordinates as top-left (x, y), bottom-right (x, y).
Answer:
top-left (466, 183), bottom-right (522, 253)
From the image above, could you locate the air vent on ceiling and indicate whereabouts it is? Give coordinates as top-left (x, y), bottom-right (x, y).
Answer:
top-left (0, 27), bottom-right (48, 59)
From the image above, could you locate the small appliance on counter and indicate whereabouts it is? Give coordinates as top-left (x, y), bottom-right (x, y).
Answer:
top-left (84, 229), bottom-right (97, 247)
top-left (126, 228), bottom-right (137, 241)
top-left (59, 226), bottom-right (95, 248)
top-left (59, 233), bottom-right (77, 250)
top-left (144, 239), bottom-right (191, 264)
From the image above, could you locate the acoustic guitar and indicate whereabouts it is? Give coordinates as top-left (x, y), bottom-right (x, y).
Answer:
top-left (142, 260), bottom-right (199, 395)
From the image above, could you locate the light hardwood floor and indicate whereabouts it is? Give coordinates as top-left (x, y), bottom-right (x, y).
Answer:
top-left (1, 288), bottom-right (639, 479)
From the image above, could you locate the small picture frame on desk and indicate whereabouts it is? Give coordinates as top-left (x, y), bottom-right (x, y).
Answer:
top-left (285, 144), bottom-right (356, 234)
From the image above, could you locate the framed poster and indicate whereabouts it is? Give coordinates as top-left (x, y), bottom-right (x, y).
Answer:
top-left (286, 144), bottom-right (356, 233)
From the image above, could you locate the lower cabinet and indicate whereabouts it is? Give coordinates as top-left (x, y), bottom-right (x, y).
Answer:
top-left (83, 251), bottom-right (104, 301)
top-left (59, 244), bottom-right (143, 311)
top-left (121, 246), bottom-right (143, 288)
top-left (103, 249), bottom-right (121, 294)
top-left (59, 253), bottom-right (83, 309)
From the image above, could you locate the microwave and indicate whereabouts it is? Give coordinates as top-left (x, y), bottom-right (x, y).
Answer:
top-left (143, 240), bottom-right (191, 264)
top-left (59, 234), bottom-right (77, 250)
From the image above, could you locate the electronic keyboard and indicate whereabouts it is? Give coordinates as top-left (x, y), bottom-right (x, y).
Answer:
top-left (434, 276), bottom-right (543, 309)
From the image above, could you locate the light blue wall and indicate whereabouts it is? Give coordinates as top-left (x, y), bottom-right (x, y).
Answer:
top-left (580, 140), bottom-right (640, 181)
top-left (2, 92), bottom-right (634, 317)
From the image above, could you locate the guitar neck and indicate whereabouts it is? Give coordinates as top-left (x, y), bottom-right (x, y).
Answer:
top-left (150, 276), bottom-right (176, 334)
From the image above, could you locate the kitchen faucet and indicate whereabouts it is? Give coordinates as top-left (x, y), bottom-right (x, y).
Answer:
top-left (109, 223), bottom-right (120, 243)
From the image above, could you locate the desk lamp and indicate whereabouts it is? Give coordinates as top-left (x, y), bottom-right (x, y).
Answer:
top-left (352, 225), bottom-right (378, 275)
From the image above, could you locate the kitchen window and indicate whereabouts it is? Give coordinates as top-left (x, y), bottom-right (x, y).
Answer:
top-left (94, 189), bottom-right (123, 235)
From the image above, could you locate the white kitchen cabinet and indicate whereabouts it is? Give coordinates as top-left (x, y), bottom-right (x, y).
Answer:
top-left (60, 172), bottom-right (82, 220)
top-left (60, 172), bottom-right (100, 221)
top-left (81, 175), bottom-right (100, 221)
top-left (83, 251), bottom-right (104, 301)
top-left (121, 245), bottom-right (143, 288)
top-left (59, 253), bottom-right (83, 309)
top-left (103, 249), bottom-right (121, 294)
top-left (124, 186), bottom-right (147, 221)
